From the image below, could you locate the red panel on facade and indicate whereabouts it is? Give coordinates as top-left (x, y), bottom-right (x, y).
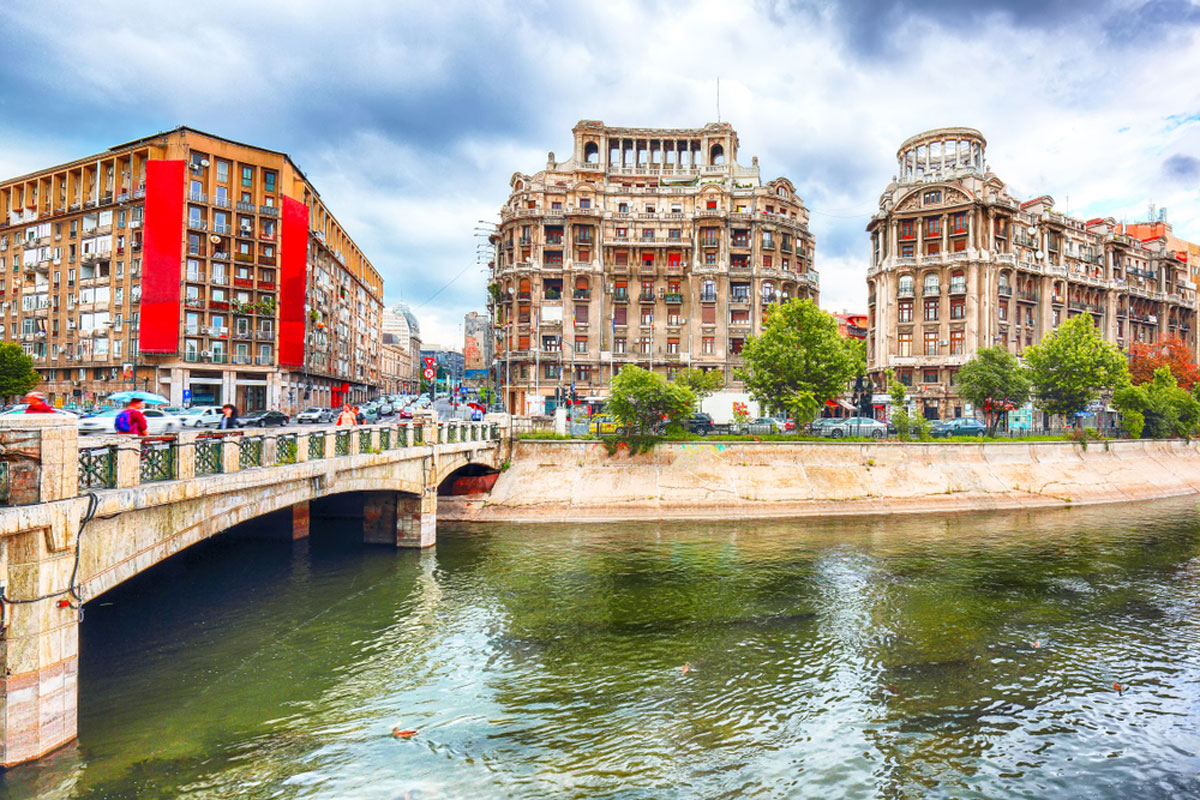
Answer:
top-left (279, 195), bottom-right (309, 368)
top-left (139, 160), bottom-right (185, 354)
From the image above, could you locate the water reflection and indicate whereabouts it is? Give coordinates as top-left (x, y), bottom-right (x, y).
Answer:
top-left (2, 499), bottom-right (1199, 798)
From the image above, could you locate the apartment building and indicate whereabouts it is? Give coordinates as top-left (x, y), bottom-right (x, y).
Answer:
top-left (0, 127), bottom-right (383, 411)
top-left (866, 127), bottom-right (1198, 420)
top-left (490, 120), bottom-right (818, 415)
top-left (381, 302), bottom-right (422, 394)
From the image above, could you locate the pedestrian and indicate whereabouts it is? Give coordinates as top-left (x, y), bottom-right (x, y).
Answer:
top-left (218, 403), bottom-right (239, 430)
top-left (336, 404), bottom-right (358, 426)
top-left (355, 405), bottom-right (365, 425)
top-left (114, 398), bottom-right (149, 435)
top-left (22, 391), bottom-right (56, 414)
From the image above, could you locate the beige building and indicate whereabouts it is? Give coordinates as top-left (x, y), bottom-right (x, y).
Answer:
top-left (381, 302), bottom-right (421, 393)
top-left (0, 127), bottom-right (383, 412)
top-left (866, 127), bottom-right (1197, 419)
top-left (491, 120), bottom-right (817, 414)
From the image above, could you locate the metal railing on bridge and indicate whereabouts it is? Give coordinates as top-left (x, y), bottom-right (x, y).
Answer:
top-left (73, 421), bottom-right (503, 494)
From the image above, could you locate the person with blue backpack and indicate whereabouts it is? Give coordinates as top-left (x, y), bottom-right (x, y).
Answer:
top-left (114, 398), bottom-right (148, 435)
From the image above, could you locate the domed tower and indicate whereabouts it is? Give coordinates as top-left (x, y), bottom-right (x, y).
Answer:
top-left (896, 127), bottom-right (987, 183)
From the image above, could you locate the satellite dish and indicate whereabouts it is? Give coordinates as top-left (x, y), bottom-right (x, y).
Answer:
top-left (1035, 250), bottom-right (1045, 260)
top-left (209, 234), bottom-right (220, 244)
top-left (200, 159), bottom-right (210, 167)
top-left (1027, 226), bottom-right (1037, 235)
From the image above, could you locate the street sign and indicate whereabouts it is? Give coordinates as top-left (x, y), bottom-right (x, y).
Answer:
top-left (423, 356), bottom-right (436, 369)
top-left (183, 389), bottom-right (192, 404)
top-left (423, 367), bottom-right (435, 380)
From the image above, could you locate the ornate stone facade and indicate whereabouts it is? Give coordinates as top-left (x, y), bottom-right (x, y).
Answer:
top-left (866, 127), bottom-right (1198, 419)
top-left (491, 120), bottom-right (817, 415)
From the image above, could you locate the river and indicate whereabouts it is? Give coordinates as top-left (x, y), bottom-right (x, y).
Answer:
top-left (2, 499), bottom-right (1199, 799)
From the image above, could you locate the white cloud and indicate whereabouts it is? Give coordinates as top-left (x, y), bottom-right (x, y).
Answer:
top-left (1, 0), bottom-right (1198, 325)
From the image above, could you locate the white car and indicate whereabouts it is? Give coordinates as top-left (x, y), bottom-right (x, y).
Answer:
top-left (78, 408), bottom-right (184, 435)
top-left (176, 405), bottom-right (225, 428)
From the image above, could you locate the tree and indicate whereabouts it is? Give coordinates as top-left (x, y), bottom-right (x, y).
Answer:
top-left (1113, 366), bottom-right (1200, 439)
top-left (955, 346), bottom-right (1032, 436)
top-left (1128, 335), bottom-right (1200, 390)
top-left (673, 367), bottom-right (724, 403)
top-left (736, 299), bottom-right (863, 425)
top-left (0, 342), bottom-right (40, 401)
top-left (1024, 314), bottom-right (1128, 423)
top-left (607, 364), bottom-right (696, 436)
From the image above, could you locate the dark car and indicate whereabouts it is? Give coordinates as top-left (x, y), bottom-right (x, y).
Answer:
top-left (687, 412), bottom-right (715, 435)
top-left (238, 410), bottom-right (290, 428)
top-left (932, 417), bottom-right (988, 437)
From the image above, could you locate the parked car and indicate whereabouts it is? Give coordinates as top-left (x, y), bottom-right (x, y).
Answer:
top-left (805, 417), bottom-right (840, 436)
top-left (379, 403), bottom-right (394, 416)
top-left (237, 410), bottom-right (290, 428)
top-left (78, 408), bottom-right (183, 435)
top-left (687, 412), bottom-right (715, 435)
top-left (931, 417), bottom-right (988, 438)
top-left (176, 405), bottom-right (225, 428)
top-left (589, 414), bottom-right (625, 435)
top-left (295, 407), bottom-right (335, 424)
top-left (824, 416), bottom-right (888, 439)
top-left (742, 417), bottom-right (780, 435)
top-left (361, 406), bottom-right (381, 423)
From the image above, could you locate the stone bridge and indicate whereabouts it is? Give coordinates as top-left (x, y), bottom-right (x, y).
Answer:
top-left (0, 415), bottom-right (506, 768)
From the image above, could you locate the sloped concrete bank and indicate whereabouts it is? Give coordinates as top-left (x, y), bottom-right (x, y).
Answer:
top-left (439, 438), bottom-right (1200, 523)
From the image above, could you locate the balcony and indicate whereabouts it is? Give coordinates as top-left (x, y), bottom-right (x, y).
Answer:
top-left (949, 281), bottom-right (967, 294)
top-left (638, 292), bottom-right (655, 302)
top-left (260, 205), bottom-right (279, 217)
top-left (998, 286), bottom-right (1012, 296)
top-left (612, 291), bottom-right (629, 303)
top-left (700, 292), bottom-right (717, 303)
top-left (236, 202), bottom-right (256, 213)
top-left (188, 218), bottom-right (208, 231)
top-left (189, 191), bottom-right (208, 204)
top-left (255, 355), bottom-right (273, 365)
top-left (898, 286), bottom-right (915, 298)
top-left (664, 293), bottom-right (684, 304)
top-left (573, 289), bottom-right (591, 300)
top-left (232, 354), bottom-right (251, 365)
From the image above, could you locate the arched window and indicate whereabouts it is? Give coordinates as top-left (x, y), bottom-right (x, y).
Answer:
top-left (898, 275), bottom-right (914, 297)
top-left (998, 273), bottom-right (1010, 289)
top-left (514, 180), bottom-right (523, 191)
top-left (923, 272), bottom-right (940, 295)
top-left (518, 277), bottom-right (531, 298)
top-left (701, 279), bottom-right (716, 300)
top-left (584, 142), bottom-right (599, 163)
top-left (710, 144), bottom-right (725, 165)
top-left (950, 270), bottom-right (965, 292)
top-left (776, 186), bottom-right (788, 198)
top-left (761, 281), bottom-right (776, 303)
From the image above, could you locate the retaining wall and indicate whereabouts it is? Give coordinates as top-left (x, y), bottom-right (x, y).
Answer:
top-left (440, 438), bottom-right (1200, 522)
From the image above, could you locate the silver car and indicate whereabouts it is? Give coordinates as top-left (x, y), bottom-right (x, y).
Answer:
top-left (824, 416), bottom-right (888, 439)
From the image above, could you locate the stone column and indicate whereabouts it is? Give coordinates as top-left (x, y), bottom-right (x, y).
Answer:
top-left (0, 416), bottom-right (81, 766)
top-left (231, 501), bottom-right (310, 541)
top-left (398, 488), bottom-right (437, 549)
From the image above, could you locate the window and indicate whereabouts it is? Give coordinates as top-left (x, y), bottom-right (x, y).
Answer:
top-left (899, 332), bottom-right (912, 356)
top-left (614, 337), bottom-right (626, 353)
top-left (576, 365), bottom-right (591, 382)
top-left (999, 300), bottom-right (1008, 322)
top-left (264, 171), bottom-right (276, 194)
top-left (701, 229), bottom-right (719, 247)
top-left (616, 227), bottom-right (628, 239)
top-left (730, 283), bottom-right (751, 302)
top-left (668, 228), bottom-right (681, 239)
top-left (899, 369), bottom-right (912, 386)
top-left (544, 363), bottom-right (559, 379)
top-left (702, 336), bottom-right (714, 354)
top-left (923, 274), bottom-right (940, 295)
top-left (950, 330), bottom-right (964, 354)
top-left (580, 198), bottom-right (591, 209)
top-left (899, 275), bottom-right (915, 297)
top-left (730, 309), bottom-right (751, 325)
top-left (575, 336), bottom-right (588, 354)
top-left (925, 240), bottom-right (940, 255)
top-left (613, 306), bottom-right (627, 326)
top-left (667, 338), bottom-right (679, 354)
top-left (241, 166), bottom-right (253, 188)
top-left (639, 337), bottom-right (652, 354)
top-left (924, 331), bottom-right (938, 355)
top-left (900, 220), bottom-right (915, 240)
top-left (923, 369), bottom-right (939, 383)
top-left (215, 160), bottom-right (229, 183)
top-left (640, 307), bottom-right (653, 326)
top-left (701, 280), bottom-right (716, 302)
top-left (551, 200), bottom-right (563, 211)
top-left (618, 202), bottom-right (629, 213)
top-left (923, 298), bottom-right (938, 321)
top-left (898, 300), bottom-right (913, 322)
top-left (923, 191), bottom-right (942, 204)
top-left (901, 243), bottom-right (914, 258)
top-left (950, 297), bottom-right (965, 320)
top-left (951, 212), bottom-right (966, 233)
top-left (575, 303), bottom-right (588, 324)
top-left (706, 200), bottom-right (717, 210)
top-left (926, 217), bottom-right (941, 236)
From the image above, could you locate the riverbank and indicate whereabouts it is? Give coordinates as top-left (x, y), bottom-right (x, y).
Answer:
top-left (440, 438), bottom-right (1200, 522)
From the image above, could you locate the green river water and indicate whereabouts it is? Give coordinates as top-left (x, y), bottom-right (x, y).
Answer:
top-left (2, 499), bottom-right (1199, 799)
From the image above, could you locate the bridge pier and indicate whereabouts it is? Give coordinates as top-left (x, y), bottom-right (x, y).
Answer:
top-left (230, 501), bottom-right (310, 542)
top-left (362, 490), bottom-right (437, 548)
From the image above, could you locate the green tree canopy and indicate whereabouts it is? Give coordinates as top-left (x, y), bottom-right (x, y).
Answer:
top-left (673, 367), bottom-right (724, 402)
top-left (1112, 366), bottom-right (1200, 439)
top-left (607, 364), bottom-right (696, 435)
top-left (0, 342), bottom-right (40, 401)
top-left (735, 299), bottom-right (863, 424)
top-left (1023, 314), bottom-right (1128, 420)
top-left (955, 346), bottom-right (1032, 435)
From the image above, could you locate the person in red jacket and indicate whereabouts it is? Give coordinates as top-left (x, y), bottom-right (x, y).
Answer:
top-left (22, 392), bottom-right (56, 414)
top-left (115, 398), bottom-right (149, 435)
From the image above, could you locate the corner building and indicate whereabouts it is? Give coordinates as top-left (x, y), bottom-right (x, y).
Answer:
top-left (866, 127), bottom-right (1198, 420)
top-left (0, 127), bottom-right (383, 411)
top-left (492, 120), bottom-right (817, 414)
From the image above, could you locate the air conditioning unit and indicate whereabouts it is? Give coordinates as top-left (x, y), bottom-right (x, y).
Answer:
top-left (240, 225), bottom-right (253, 234)
top-left (67, 320), bottom-right (76, 329)
top-left (129, 221), bottom-right (140, 229)
top-left (200, 350), bottom-right (211, 358)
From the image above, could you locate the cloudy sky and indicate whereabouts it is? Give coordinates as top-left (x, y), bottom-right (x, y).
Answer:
top-left (2, 0), bottom-right (1199, 346)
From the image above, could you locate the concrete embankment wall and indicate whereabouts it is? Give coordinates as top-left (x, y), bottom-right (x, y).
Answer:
top-left (440, 438), bottom-right (1200, 522)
